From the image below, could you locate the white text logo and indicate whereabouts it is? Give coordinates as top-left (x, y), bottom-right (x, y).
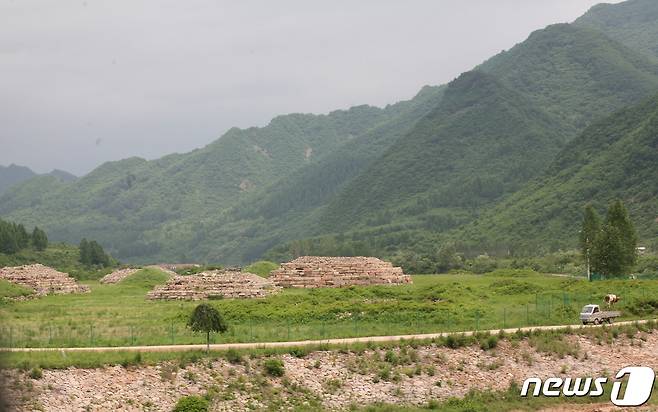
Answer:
top-left (521, 367), bottom-right (655, 407)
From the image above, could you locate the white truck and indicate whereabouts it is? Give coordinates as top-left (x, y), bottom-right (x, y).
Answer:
top-left (580, 304), bottom-right (621, 325)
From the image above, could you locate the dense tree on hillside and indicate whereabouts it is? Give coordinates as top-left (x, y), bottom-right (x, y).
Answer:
top-left (591, 200), bottom-right (637, 277)
top-left (79, 238), bottom-right (111, 267)
top-left (0, 220), bottom-right (19, 254)
top-left (0, 219), bottom-right (46, 254)
top-left (31, 227), bottom-right (48, 251)
top-left (579, 205), bottom-right (601, 278)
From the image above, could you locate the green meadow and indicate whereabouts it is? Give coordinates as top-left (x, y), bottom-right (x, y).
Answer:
top-left (1, 268), bottom-right (657, 348)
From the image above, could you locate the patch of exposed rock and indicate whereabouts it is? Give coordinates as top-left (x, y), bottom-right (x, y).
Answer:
top-left (146, 270), bottom-right (280, 300)
top-left (0, 264), bottom-right (89, 296)
top-left (5, 333), bottom-right (657, 411)
top-left (270, 256), bottom-right (411, 288)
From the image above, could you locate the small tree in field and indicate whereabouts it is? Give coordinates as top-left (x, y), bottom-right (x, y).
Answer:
top-left (188, 303), bottom-right (228, 352)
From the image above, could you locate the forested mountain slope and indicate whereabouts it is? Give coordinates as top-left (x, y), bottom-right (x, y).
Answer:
top-left (314, 23), bottom-right (658, 238)
top-left (0, 105), bottom-right (399, 261)
top-left (194, 85), bottom-right (446, 262)
top-left (3, 0), bottom-right (658, 264)
top-left (575, 0), bottom-right (658, 60)
top-left (0, 165), bottom-right (36, 195)
top-left (456, 93), bottom-right (658, 253)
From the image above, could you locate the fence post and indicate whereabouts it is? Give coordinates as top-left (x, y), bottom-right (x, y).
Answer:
top-left (526, 304), bottom-right (530, 325)
top-left (287, 319), bottom-right (291, 341)
top-left (250, 320), bottom-right (253, 342)
top-left (535, 293), bottom-right (538, 310)
top-left (170, 321), bottom-right (175, 345)
top-left (89, 324), bottom-right (93, 346)
top-left (130, 326), bottom-right (135, 346)
top-left (9, 327), bottom-right (12, 348)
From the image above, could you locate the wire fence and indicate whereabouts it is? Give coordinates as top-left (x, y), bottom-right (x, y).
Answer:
top-left (0, 289), bottom-right (654, 349)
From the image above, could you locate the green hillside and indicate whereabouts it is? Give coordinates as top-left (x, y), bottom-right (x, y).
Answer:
top-left (321, 70), bottom-right (565, 232)
top-left (575, 0), bottom-right (658, 60)
top-left (3, 0), bottom-right (658, 264)
top-left (191, 18), bottom-right (658, 264)
top-left (191, 85), bottom-right (446, 262)
top-left (457, 93), bottom-right (658, 254)
top-left (0, 164), bottom-right (36, 195)
top-left (478, 23), bottom-right (658, 134)
top-left (0, 105), bottom-right (398, 262)
top-left (305, 23), bottom-right (658, 254)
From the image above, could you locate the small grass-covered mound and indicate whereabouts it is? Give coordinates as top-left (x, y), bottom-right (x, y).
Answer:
top-left (117, 268), bottom-right (170, 289)
top-left (0, 279), bottom-right (33, 299)
top-left (244, 261), bottom-right (279, 277)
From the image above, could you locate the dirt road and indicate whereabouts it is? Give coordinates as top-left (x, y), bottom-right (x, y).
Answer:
top-left (2, 318), bottom-right (654, 353)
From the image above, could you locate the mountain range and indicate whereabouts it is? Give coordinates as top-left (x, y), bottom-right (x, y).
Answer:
top-left (2, 0), bottom-right (657, 265)
top-left (0, 164), bottom-right (76, 196)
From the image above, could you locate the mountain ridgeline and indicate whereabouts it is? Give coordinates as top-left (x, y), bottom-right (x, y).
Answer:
top-left (2, 0), bottom-right (658, 264)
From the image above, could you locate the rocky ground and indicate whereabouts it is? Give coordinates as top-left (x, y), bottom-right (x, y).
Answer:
top-left (3, 330), bottom-right (658, 411)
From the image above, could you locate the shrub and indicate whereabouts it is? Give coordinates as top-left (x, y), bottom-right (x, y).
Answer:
top-left (172, 395), bottom-right (209, 412)
top-left (224, 349), bottom-right (242, 364)
top-left (263, 358), bottom-right (285, 377)
top-left (28, 367), bottom-right (43, 379)
top-left (384, 350), bottom-right (398, 364)
top-left (480, 335), bottom-right (498, 350)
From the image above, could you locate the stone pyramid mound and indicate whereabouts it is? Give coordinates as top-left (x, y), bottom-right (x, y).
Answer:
top-left (270, 256), bottom-right (412, 288)
top-left (99, 268), bottom-right (140, 284)
top-left (0, 264), bottom-right (90, 296)
top-left (146, 270), bottom-right (280, 300)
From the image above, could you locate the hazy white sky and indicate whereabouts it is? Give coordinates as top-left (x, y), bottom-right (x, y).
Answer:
top-left (1, 0), bottom-right (621, 175)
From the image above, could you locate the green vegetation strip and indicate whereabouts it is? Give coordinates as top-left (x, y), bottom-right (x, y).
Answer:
top-left (2, 319), bottom-right (655, 370)
top-left (1, 270), bottom-right (657, 349)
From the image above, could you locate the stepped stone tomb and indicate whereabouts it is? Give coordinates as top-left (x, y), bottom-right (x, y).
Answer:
top-left (146, 270), bottom-right (280, 300)
top-left (99, 268), bottom-right (140, 284)
top-left (0, 264), bottom-right (90, 296)
top-left (270, 256), bottom-right (411, 288)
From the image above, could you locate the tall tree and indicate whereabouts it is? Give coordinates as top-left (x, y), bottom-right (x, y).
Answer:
top-left (604, 200), bottom-right (637, 270)
top-left (79, 238), bottom-right (91, 265)
top-left (188, 303), bottom-right (228, 352)
top-left (0, 220), bottom-right (19, 254)
top-left (15, 224), bottom-right (30, 249)
top-left (31, 227), bottom-right (48, 251)
top-left (590, 200), bottom-right (637, 278)
top-left (579, 205), bottom-right (601, 279)
top-left (591, 224), bottom-right (625, 277)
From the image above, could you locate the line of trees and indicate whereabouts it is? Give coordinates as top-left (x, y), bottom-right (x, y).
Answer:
top-left (0, 218), bottom-right (48, 254)
top-left (79, 238), bottom-right (111, 267)
top-left (580, 200), bottom-right (637, 278)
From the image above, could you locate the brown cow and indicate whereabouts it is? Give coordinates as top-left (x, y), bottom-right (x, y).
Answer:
top-left (604, 294), bottom-right (620, 307)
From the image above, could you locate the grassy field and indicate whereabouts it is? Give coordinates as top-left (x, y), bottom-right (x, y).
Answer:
top-left (0, 268), bottom-right (657, 348)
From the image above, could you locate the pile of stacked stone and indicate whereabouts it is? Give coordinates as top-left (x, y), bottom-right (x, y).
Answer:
top-left (99, 268), bottom-right (140, 284)
top-left (0, 264), bottom-right (90, 296)
top-left (146, 270), bottom-right (280, 300)
top-left (270, 256), bottom-right (411, 288)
